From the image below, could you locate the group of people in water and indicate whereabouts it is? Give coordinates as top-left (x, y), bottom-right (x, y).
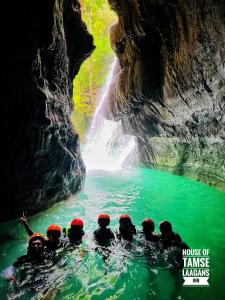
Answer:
top-left (3, 213), bottom-right (189, 281)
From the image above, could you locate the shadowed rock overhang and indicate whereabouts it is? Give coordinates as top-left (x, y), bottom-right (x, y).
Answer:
top-left (1, 0), bottom-right (95, 222)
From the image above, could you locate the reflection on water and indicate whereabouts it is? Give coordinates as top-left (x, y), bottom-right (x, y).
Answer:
top-left (0, 168), bottom-right (225, 299)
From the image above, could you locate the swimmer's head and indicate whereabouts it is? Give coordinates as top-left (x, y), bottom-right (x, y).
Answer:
top-left (71, 218), bottom-right (84, 228)
top-left (119, 214), bottom-right (132, 226)
top-left (98, 214), bottom-right (110, 227)
top-left (29, 233), bottom-right (45, 245)
top-left (159, 221), bottom-right (173, 235)
top-left (119, 214), bottom-right (135, 233)
top-left (29, 233), bottom-right (45, 254)
top-left (142, 218), bottom-right (155, 232)
top-left (47, 224), bottom-right (62, 242)
top-left (68, 218), bottom-right (84, 241)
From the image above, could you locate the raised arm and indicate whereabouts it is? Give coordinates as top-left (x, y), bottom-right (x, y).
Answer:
top-left (20, 214), bottom-right (33, 236)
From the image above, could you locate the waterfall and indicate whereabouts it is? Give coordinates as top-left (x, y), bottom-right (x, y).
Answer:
top-left (82, 59), bottom-right (136, 172)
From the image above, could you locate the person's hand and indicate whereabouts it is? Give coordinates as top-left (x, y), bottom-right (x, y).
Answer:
top-left (6, 275), bottom-right (15, 281)
top-left (19, 212), bottom-right (27, 224)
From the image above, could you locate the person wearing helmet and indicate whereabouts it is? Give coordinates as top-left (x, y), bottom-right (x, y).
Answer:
top-left (159, 221), bottom-right (184, 250)
top-left (63, 218), bottom-right (84, 245)
top-left (159, 221), bottom-right (189, 269)
top-left (46, 224), bottom-right (63, 250)
top-left (138, 219), bottom-right (160, 267)
top-left (141, 218), bottom-right (158, 243)
top-left (20, 215), bottom-right (63, 250)
top-left (94, 214), bottom-right (115, 246)
top-left (117, 214), bottom-right (136, 241)
top-left (2, 233), bottom-right (52, 281)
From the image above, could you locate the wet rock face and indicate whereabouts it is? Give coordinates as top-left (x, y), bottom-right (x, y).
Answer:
top-left (1, 0), bottom-right (94, 222)
top-left (107, 0), bottom-right (225, 189)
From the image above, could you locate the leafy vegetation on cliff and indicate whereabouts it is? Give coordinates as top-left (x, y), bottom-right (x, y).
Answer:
top-left (72, 0), bottom-right (116, 141)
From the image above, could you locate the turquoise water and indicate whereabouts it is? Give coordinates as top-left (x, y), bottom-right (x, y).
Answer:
top-left (0, 168), bottom-right (225, 299)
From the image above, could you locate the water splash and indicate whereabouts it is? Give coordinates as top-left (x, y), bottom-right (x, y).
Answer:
top-left (82, 59), bottom-right (136, 172)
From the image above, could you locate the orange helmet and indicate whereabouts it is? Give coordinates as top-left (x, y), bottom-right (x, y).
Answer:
top-left (47, 224), bottom-right (62, 233)
top-left (98, 214), bottom-right (110, 220)
top-left (29, 232), bottom-right (45, 243)
top-left (71, 218), bottom-right (84, 227)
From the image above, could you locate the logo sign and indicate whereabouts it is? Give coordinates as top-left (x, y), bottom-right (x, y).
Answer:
top-left (182, 249), bottom-right (210, 287)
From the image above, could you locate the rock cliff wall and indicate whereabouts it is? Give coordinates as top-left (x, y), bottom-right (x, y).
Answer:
top-left (1, 0), bottom-right (224, 222)
top-left (107, 0), bottom-right (225, 190)
top-left (1, 0), bottom-right (94, 222)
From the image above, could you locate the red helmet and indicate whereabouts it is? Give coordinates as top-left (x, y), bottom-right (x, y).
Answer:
top-left (47, 224), bottom-right (62, 233)
top-left (119, 214), bottom-right (130, 220)
top-left (142, 218), bottom-right (155, 230)
top-left (98, 214), bottom-right (110, 220)
top-left (142, 218), bottom-right (154, 225)
top-left (29, 232), bottom-right (45, 243)
top-left (71, 218), bottom-right (84, 228)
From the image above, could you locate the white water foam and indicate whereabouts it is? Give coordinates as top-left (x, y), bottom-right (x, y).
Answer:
top-left (82, 59), bottom-right (136, 172)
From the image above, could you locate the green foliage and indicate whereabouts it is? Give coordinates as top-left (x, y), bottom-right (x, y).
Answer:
top-left (71, 111), bottom-right (90, 143)
top-left (72, 0), bottom-right (116, 121)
